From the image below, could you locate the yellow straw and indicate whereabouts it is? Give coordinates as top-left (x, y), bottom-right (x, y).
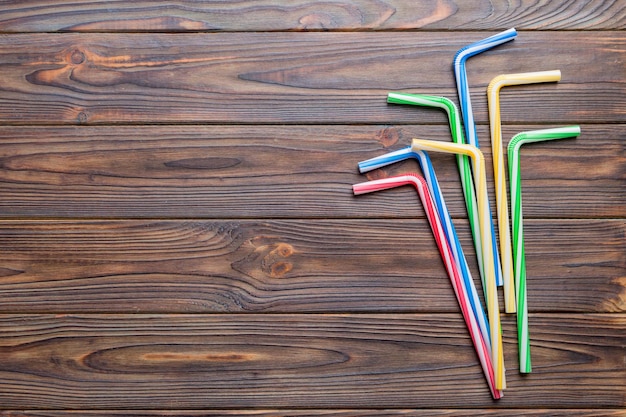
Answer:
top-left (487, 70), bottom-right (561, 314)
top-left (411, 139), bottom-right (506, 390)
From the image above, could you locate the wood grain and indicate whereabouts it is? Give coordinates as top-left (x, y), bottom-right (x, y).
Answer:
top-left (0, 219), bottom-right (622, 313)
top-left (3, 411), bottom-right (626, 417)
top-left (0, 32), bottom-right (623, 125)
top-left (0, 124), bottom-right (622, 219)
top-left (0, 1), bottom-right (623, 414)
top-left (0, 314), bottom-right (623, 409)
top-left (0, 0), bottom-right (623, 31)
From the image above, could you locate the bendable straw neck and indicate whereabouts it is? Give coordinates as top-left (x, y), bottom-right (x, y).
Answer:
top-left (488, 71), bottom-right (562, 95)
top-left (352, 173), bottom-right (426, 196)
top-left (453, 28), bottom-right (517, 65)
top-left (412, 139), bottom-right (483, 163)
top-left (387, 92), bottom-right (465, 144)
top-left (387, 92), bottom-right (449, 113)
top-left (508, 126), bottom-right (581, 155)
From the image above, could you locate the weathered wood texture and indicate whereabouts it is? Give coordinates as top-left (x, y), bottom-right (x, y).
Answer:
top-left (0, 219), bottom-right (622, 314)
top-left (0, 1), bottom-right (624, 414)
top-left (0, 32), bottom-right (623, 125)
top-left (0, 124), bottom-right (622, 218)
top-left (0, 314), bottom-right (624, 409)
top-left (0, 0), bottom-right (624, 31)
top-left (3, 412), bottom-right (626, 417)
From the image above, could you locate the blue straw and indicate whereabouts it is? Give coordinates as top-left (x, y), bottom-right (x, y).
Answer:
top-left (454, 29), bottom-right (518, 151)
top-left (453, 28), bottom-right (517, 286)
top-left (359, 150), bottom-right (491, 351)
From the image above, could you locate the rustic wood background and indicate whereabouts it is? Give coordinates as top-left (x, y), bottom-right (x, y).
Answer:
top-left (0, 1), bottom-right (624, 415)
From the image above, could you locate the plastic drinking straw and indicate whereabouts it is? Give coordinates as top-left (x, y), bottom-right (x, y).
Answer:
top-left (454, 28), bottom-right (517, 151)
top-left (454, 29), bottom-right (517, 286)
top-left (507, 126), bottom-right (581, 373)
top-left (386, 92), bottom-right (502, 292)
top-left (487, 70), bottom-right (562, 314)
top-left (358, 149), bottom-right (491, 353)
top-left (410, 139), bottom-right (506, 390)
top-left (353, 173), bottom-right (502, 399)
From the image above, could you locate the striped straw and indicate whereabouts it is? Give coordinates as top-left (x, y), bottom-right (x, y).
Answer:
top-left (410, 139), bottom-right (506, 390)
top-left (386, 93), bottom-right (485, 286)
top-left (353, 173), bottom-right (502, 399)
top-left (454, 28), bottom-right (518, 287)
top-left (359, 149), bottom-right (492, 353)
top-left (507, 126), bottom-right (581, 373)
top-left (487, 70), bottom-right (562, 313)
top-left (453, 28), bottom-right (517, 151)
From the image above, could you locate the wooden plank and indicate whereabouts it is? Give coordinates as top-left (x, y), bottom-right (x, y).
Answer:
top-left (0, 219), bottom-right (622, 313)
top-left (0, 124), bottom-right (622, 219)
top-left (0, 313), bottom-right (623, 409)
top-left (0, 1), bottom-right (623, 32)
top-left (0, 32), bottom-right (623, 125)
top-left (2, 410), bottom-right (626, 416)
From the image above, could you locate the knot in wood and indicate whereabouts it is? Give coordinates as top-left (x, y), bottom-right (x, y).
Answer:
top-left (77, 111), bottom-right (88, 123)
top-left (264, 242), bottom-right (295, 278)
top-left (298, 13), bottom-right (333, 29)
top-left (70, 49), bottom-right (85, 65)
top-left (376, 127), bottom-right (401, 148)
top-left (269, 261), bottom-right (293, 278)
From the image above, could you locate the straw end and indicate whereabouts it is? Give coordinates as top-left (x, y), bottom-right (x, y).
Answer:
top-left (570, 125), bottom-right (582, 136)
top-left (352, 183), bottom-right (369, 196)
top-left (387, 92), bottom-right (410, 104)
top-left (357, 160), bottom-right (372, 174)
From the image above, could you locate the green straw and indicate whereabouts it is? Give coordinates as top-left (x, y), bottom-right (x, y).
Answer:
top-left (507, 125), bottom-right (581, 373)
top-left (387, 93), bottom-right (486, 293)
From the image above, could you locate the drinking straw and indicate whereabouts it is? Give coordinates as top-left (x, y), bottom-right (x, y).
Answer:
top-left (360, 151), bottom-right (491, 351)
top-left (453, 29), bottom-right (517, 286)
top-left (358, 149), bottom-right (491, 353)
top-left (507, 126), bottom-right (581, 373)
top-left (454, 28), bottom-right (517, 151)
top-left (487, 70), bottom-right (562, 314)
top-left (386, 92), bottom-right (502, 292)
top-left (353, 173), bottom-right (502, 399)
top-left (410, 139), bottom-right (506, 390)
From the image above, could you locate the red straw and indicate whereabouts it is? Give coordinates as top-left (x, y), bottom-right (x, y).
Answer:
top-left (353, 173), bottom-right (502, 399)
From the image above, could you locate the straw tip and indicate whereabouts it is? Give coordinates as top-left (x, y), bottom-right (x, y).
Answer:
top-left (356, 162), bottom-right (368, 173)
top-left (352, 182), bottom-right (375, 195)
top-left (549, 69), bottom-right (562, 82)
top-left (387, 92), bottom-right (409, 103)
top-left (567, 125), bottom-right (582, 135)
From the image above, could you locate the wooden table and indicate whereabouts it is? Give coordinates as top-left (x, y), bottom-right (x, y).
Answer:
top-left (0, 2), bottom-right (624, 415)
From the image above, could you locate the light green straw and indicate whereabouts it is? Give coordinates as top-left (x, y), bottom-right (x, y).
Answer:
top-left (507, 125), bottom-right (581, 373)
top-left (387, 93), bottom-right (486, 293)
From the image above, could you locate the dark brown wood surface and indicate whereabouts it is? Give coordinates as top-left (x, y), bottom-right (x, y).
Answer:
top-left (0, 314), bottom-right (624, 409)
top-left (0, 219), bottom-right (622, 313)
top-left (0, 32), bottom-right (623, 125)
top-left (0, 124), bottom-right (622, 218)
top-left (3, 412), bottom-right (626, 417)
top-left (0, 0), bottom-right (623, 31)
top-left (0, 1), bottom-right (624, 415)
